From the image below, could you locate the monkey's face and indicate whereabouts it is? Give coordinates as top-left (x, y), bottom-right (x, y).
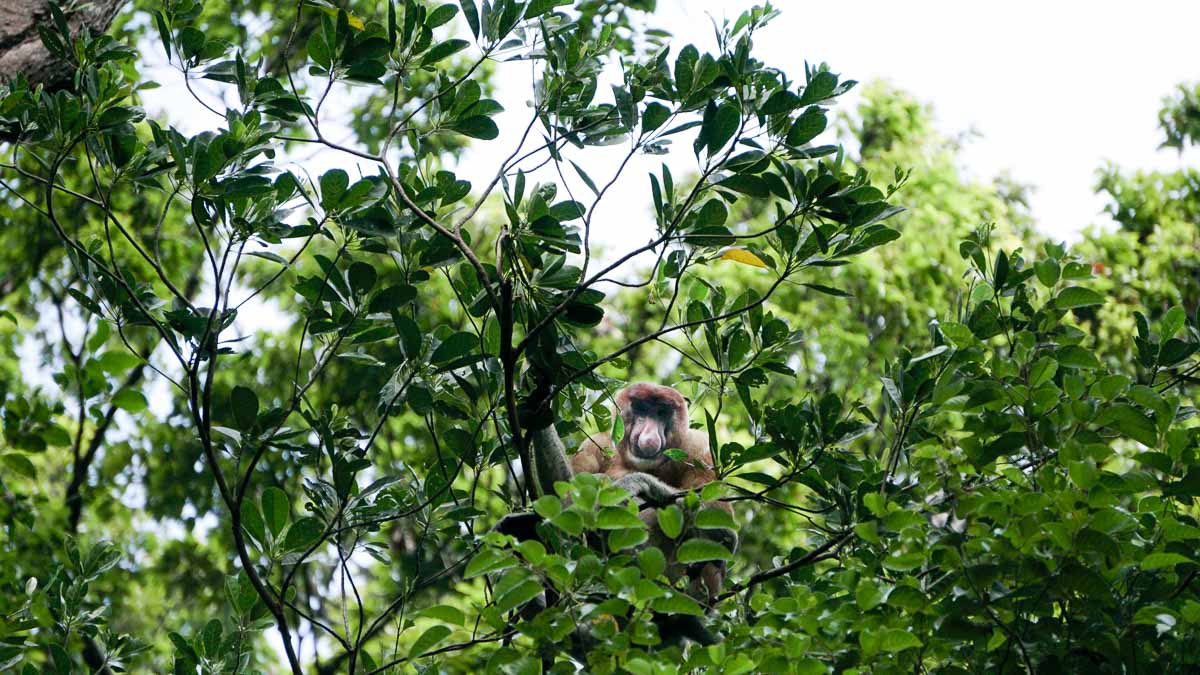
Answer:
top-left (624, 399), bottom-right (673, 469)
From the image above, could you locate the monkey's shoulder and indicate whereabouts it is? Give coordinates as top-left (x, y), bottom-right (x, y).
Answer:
top-left (570, 432), bottom-right (615, 474)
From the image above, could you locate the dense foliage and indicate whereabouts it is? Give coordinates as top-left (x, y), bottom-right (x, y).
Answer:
top-left (1, 1), bottom-right (1198, 673)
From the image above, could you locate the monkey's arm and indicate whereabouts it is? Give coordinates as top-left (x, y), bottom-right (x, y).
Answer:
top-left (615, 470), bottom-right (736, 540)
top-left (612, 471), bottom-right (679, 503)
top-left (615, 470), bottom-right (738, 549)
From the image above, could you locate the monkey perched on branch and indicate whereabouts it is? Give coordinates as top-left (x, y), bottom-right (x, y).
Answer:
top-left (502, 380), bottom-right (738, 647)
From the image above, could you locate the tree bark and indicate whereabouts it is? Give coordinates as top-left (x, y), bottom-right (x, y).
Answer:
top-left (0, 0), bottom-right (128, 88)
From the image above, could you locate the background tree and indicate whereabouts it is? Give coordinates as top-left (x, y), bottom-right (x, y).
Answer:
top-left (1, 2), bottom-right (1198, 674)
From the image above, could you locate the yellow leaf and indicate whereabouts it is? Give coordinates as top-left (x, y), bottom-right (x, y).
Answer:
top-left (719, 248), bottom-right (768, 268)
top-left (312, 5), bottom-right (366, 30)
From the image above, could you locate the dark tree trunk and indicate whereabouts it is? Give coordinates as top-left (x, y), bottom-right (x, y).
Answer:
top-left (0, 0), bottom-right (128, 87)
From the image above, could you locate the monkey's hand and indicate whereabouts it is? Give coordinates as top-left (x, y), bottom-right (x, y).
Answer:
top-left (613, 471), bottom-right (678, 505)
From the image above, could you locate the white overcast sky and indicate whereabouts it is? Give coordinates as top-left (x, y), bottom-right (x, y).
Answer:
top-left (144, 0), bottom-right (1200, 248)
top-left (453, 0), bottom-right (1200, 244)
top-left (704, 0), bottom-right (1200, 241)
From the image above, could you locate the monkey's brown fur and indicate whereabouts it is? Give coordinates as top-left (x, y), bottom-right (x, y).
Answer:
top-left (571, 383), bottom-right (713, 489)
top-left (569, 382), bottom-right (735, 603)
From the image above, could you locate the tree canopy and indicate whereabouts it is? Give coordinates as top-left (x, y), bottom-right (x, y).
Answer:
top-left (1, 2), bottom-right (1199, 673)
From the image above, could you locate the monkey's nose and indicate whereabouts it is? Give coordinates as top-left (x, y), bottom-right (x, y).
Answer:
top-left (636, 432), bottom-right (661, 453)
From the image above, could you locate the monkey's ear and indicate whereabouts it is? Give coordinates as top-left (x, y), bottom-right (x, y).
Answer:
top-left (612, 385), bottom-right (633, 413)
top-left (662, 387), bottom-right (690, 429)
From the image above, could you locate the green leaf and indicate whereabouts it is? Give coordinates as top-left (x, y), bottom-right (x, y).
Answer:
top-left (785, 107), bottom-right (827, 146)
top-left (283, 516), bottom-right (324, 552)
top-left (348, 261), bottom-right (377, 294)
top-left (1, 453), bottom-right (36, 479)
top-left (910, 345), bottom-right (949, 364)
top-left (1160, 338), bottom-right (1199, 366)
top-left (213, 422), bottom-right (241, 444)
top-left (517, 540), bottom-right (547, 565)
top-left (421, 39), bottom-right (469, 65)
top-left (597, 506), bottom-right (643, 529)
top-left (704, 101), bottom-right (740, 156)
top-left (657, 505), bottom-right (684, 539)
top-left (856, 579), bottom-right (887, 611)
top-left (154, 11), bottom-right (172, 58)
top-left (608, 527), bottom-right (649, 551)
top-left (550, 510), bottom-right (584, 535)
top-left (409, 625), bottom-right (452, 659)
top-left (414, 604), bottom-right (466, 625)
top-left (855, 520), bottom-right (880, 544)
top-left (97, 106), bottom-right (144, 129)
top-left (642, 102), bottom-right (671, 132)
top-left (1162, 306), bottom-right (1186, 342)
top-left (247, 250), bottom-right (288, 265)
top-left (569, 160), bottom-right (599, 196)
top-left (801, 283), bottom-right (851, 297)
top-left (308, 31), bottom-right (331, 69)
top-left (798, 71), bottom-right (838, 105)
top-left (369, 285), bottom-right (417, 313)
top-left (228, 572), bottom-right (259, 615)
top-left (240, 498), bottom-right (266, 546)
top-left (675, 538), bottom-right (733, 563)
top-left (563, 302), bottom-right (604, 326)
top-left (1056, 345), bottom-right (1101, 370)
top-left (695, 507), bottom-right (737, 530)
top-left (883, 551), bottom-right (924, 571)
top-left (387, 0), bottom-right (397, 47)
top-left (879, 628), bottom-right (923, 653)
top-left (533, 495), bottom-right (561, 519)
top-left (261, 487), bottom-right (289, 537)
top-left (231, 386), bottom-right (259, 429)
top-left (1068, 459), bottom-right (1099, 490)
top-left (864, 494), bottom-right (888, 519)
top-left (696, 199), bottom-right (728, 227)
top-left (525, 0), bottom-right (571, 19)
top-left (465, 548), bottom-right (517, 578)
top-left (320, 169), bottom-right (349, 211)
top-left (715, 174), bottom-right (769, 198)
top-left (1055, 286), bottom-right (1104, 310)
top-left (650, 592), bottom-right (704, 616)
top-left (449, 115), bottom-right (498, 139)
top-left (68, 288), bottom-right (103, 316)
top-left (459, 0), bottom-right (480, 37)
top-left (639, 547), bottom-right (666, 578)
top-left (1029, 356), bottom-right (1058, 387)
top-left (430, 331), bottom-right (478, 365)
top-left (548, 200), bottom-right (586, 221)
top-left (760, 90), bottom-right (801, 115)
top-left (200, 618), bottom-right (222, 657)
top-left (494, 578), bottom-right (543, 613)
top-left (427, 3), bottom-right (458, 27)
top-left (1142, 552), bottom-right (1194, 570)
top-left (938, 322), bottom-right (976, 347)
top-left (1034, 258), bottom-right (1060, 287)
top-left (1098, 404), bottom-right (1158, 446)
top-left (113, 389), bottom-right (149, 413)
